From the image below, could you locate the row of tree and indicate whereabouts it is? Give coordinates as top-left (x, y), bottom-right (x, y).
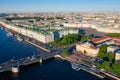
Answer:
top-left (6, 16), bottom-right (64, 21)
top-left (107, 33), bottom-right (120, 37)
top-left (95, 61), bottom-right (120, 76)
top-left (6, 17), bottom-right (44, 21)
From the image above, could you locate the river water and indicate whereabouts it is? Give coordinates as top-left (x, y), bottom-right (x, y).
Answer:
top-left (0, 26), bottom-right (111, 80)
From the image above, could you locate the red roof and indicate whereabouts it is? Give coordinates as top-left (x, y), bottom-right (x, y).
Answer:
top-left (90, 36), bottom-right (120, 44)
top-left (90, 36), bottom-right (111, 44)
top-left (111, 37), bottom-right (120, 41)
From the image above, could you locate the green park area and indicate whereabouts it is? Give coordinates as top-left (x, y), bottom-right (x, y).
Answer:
top-left (95, 44), bottom-right (120, 76)
top-left (52, 33), bottom-right (92, 46)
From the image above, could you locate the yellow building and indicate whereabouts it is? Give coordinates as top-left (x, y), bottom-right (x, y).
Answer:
top-left (76, 42), bottom-right (99, 57)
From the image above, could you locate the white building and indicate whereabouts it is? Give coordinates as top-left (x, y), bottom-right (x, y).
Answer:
top-left (115, 49), bottom-right (120, 61)
top-left (59, 29), bottom-right (79, 38)
top-left (0, 21), bottom-right (54, 43)
top-left (63, 23), bottom-right (120, 33)
top-left (107, 45), bottom-right (119, 53)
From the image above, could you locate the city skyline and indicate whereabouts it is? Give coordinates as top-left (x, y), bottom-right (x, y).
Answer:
top-left (0, 0), bottom-right (120, 13)
top-left (0, 1), bottom-right (120, 79)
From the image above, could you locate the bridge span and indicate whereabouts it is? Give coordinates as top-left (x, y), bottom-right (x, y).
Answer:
top-left (0, 52), bottom-right (61, 73)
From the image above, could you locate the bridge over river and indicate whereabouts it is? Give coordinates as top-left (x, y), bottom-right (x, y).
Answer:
top-left (0, 50), bottom-right (62, 73)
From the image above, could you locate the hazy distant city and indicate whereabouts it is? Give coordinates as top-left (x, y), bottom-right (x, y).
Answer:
top-left (0, 0), bottom-right (120, 80)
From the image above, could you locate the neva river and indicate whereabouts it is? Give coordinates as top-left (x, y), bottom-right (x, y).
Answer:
top-left (0, 26), bottom-right (111, 80)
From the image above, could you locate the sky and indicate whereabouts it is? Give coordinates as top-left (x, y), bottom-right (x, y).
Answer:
top-left (0, 0), bottom-right (120, 13)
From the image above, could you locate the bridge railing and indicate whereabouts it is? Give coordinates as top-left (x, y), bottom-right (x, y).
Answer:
top-left (0, 52), bottom-right (58, 72)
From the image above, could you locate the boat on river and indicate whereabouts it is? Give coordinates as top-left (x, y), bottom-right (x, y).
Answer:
top-left (71, 63), bottom-right (105, 79)
top-left (15, 35), bottom-right (23, 42)
top-left (71, 63), bottom-right (80, 71)
top-left (7, 32), bottom-right (13, 37)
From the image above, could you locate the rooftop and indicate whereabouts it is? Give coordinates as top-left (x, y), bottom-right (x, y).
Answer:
top-left (90, 36), bottom-right (111, 44)
top-left (77, 42), bottom-right (98, 50)
top-left (108, 45), bottom-right (119, 49)
top-left (90, 36), bottom-right (120, 45)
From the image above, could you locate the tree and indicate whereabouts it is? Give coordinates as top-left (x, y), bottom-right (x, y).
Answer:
top-left (80, 34), bottom-right (92, 42)
top-left (62, 49), bottom-right (70, 57)
top-left (108, 53), bottom-right (115, 63)
top-left (53, 33), bottom-right (92, 46)
top-left (101, 62), bottom-right (111, 71)
top-left (98, 44), bottom-right (108, 59)
top-left (98, 44), bottom-right (115, 62)
top-left (55, 38), bottom-right (61, 43)
top-left (95, 61), bottom-right (120, 76)
top-left (107, 33), bottom-right (120, 37)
